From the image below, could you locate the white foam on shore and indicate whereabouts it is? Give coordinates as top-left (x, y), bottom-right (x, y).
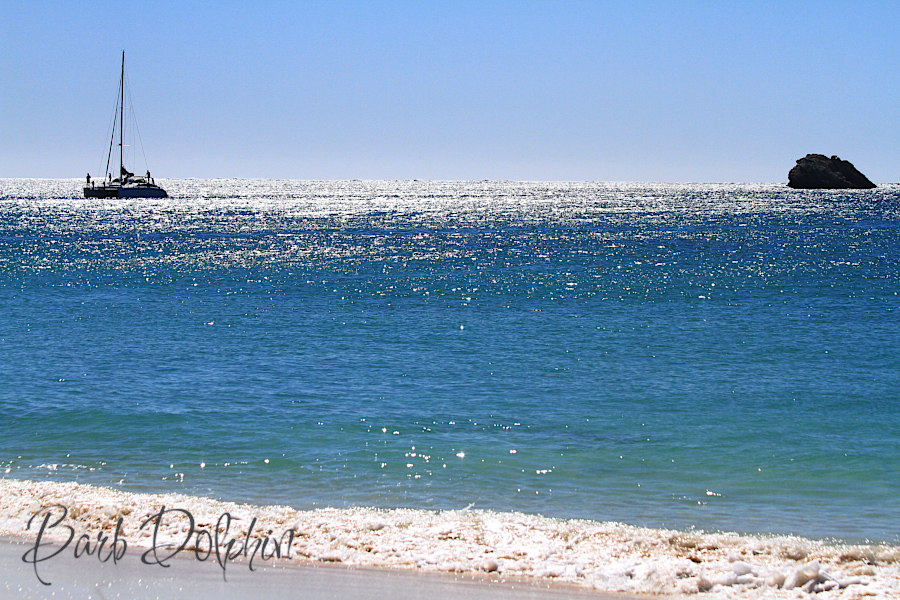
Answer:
top-left (2, 479), bottom-right (898, 598)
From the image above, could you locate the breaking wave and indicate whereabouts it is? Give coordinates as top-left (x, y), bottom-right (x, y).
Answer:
top-left (2, 479), bottom-right (898, 598)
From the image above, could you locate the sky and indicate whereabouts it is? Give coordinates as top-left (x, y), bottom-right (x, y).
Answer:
top-left (1, 1), bottom-right (898, 182)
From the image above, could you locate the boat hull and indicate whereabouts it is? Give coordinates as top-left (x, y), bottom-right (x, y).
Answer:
top-left (84, 185), bottom-right (168, 198)
top-left (84, 186), bottom-right (119, 198)
top-left (119, 185), bottom-right (167, 198)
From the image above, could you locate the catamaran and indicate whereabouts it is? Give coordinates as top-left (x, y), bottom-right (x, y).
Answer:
top-left (84, 52), bottom-right (167, 198)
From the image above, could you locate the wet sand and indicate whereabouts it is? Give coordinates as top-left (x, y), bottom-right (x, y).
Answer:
top-left (1, 536), bottom-right (641, 600)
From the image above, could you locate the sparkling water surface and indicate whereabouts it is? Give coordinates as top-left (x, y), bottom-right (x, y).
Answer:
top-left (2, 179), bottom-right (898, 543)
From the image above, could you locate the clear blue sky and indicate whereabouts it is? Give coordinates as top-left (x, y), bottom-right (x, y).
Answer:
top-left (2, 1), bottom-right (897, 182)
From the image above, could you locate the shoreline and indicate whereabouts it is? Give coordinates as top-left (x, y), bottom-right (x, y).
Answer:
top-left (2, 478), bottom-right (898, 598)
top-left (2, 535), bottom-right (631, 600)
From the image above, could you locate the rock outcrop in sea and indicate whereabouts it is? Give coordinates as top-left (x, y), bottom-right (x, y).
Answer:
top-left (787, 154), bottom-right (876, 189)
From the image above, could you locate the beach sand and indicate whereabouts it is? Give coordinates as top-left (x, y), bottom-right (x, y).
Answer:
top-left (1, 536), bottom-right (636, 600)
top-left (2, 479), bottom-right (897, 599)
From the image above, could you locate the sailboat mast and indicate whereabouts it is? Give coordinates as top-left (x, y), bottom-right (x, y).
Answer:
top-left (119, 51), bottom-right (124, 180)
top-left (86, 52), bottom-right (167, 199)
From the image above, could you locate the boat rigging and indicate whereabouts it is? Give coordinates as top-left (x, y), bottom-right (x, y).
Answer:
top-left (84, 51), bottom-right (167, 198)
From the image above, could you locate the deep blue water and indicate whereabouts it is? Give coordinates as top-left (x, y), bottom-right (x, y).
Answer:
top-left (2, 179), bottom-right (898, 543)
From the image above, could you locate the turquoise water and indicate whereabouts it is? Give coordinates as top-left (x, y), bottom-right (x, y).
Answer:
top-left (2, 180), bottom-right (898, 543)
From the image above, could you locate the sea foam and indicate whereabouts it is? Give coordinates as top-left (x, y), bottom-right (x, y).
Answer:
top-left (1, 479), bottom-right (897, 598)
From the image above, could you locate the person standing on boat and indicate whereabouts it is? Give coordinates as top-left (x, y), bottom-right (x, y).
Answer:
top-left (86, 173), bottom-right (91, 187)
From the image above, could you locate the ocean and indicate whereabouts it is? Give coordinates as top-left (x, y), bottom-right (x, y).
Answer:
top-left (1, 179), bottom-right (898, 595)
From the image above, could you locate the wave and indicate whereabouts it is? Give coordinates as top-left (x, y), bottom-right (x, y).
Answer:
top-left (1, 478), bottom-right (897, 597)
